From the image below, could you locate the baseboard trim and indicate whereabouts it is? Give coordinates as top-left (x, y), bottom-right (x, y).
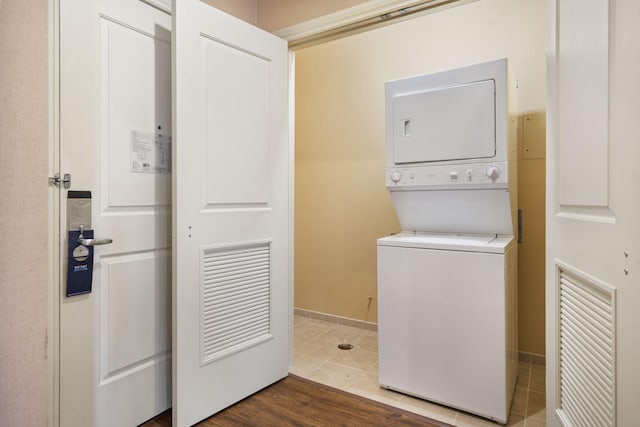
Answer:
top-left (294, 308), bottom-right (378, 332)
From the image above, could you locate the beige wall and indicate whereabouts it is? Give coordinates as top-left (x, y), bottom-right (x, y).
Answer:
top-left (203, 0), bottom-right (371, 31)
top-left (0, 1), bottom-right (49, 426)
top-left (202, 0), bottom-right (258, 25)
top-left (294, 0), bottom-right (546, 354)
top-left (257, 0), bottom-right (370, 32)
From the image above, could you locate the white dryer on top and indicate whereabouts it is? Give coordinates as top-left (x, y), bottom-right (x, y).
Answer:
top-left (384, 58), bottom-right (518, 236)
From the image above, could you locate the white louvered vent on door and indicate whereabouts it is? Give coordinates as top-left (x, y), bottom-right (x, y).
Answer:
top-left (200, 242), bottom-right (272, 365)
top-left (558, 267), bottom-right (616, 427)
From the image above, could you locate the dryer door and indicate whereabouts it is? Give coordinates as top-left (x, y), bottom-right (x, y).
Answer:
top-left (392, 79), bottom-right (496, 164)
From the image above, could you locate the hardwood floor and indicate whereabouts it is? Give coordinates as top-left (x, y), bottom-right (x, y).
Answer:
top-left (142, 375), bottom-right (452, 427)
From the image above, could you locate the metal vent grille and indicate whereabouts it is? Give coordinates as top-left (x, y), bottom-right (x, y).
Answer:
top-left (201, 242), bottom-right (272, 364)
top-left (558, 268), bottom-right (615, 427)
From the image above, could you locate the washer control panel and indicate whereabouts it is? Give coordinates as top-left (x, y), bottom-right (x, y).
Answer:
top-left (386, 162), bottom-right (508, 189)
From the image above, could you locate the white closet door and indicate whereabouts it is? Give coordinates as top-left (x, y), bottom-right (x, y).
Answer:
top-left (547, 0), bottom-right (640, 426)
top-left (172, 1), bottom-right (290, 426)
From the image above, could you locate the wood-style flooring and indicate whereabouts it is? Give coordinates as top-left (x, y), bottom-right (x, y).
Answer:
top-left (142, 374), bottom-right (453, 427)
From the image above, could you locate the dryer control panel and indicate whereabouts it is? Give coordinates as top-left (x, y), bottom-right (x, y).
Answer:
top-left (386, 161), bottom-right (508, 190)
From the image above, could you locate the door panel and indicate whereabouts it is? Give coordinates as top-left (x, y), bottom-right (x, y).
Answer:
top-left (60, 1), bottom-right (172, 425)
top-left (103, 18), bottom-right (172, 208)
top-left (172, 1), bottom-right (290, 426)
top-left (202, 39), bottom-right (271, 206)
top-left (556, 0), bottom-right (609, 208)
top-left (101, 250), bottom-right (170, 375)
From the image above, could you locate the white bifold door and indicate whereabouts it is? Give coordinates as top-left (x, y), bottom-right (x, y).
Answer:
top-left (547, 0), bottom-right (640, 426)
top-left (58, 0), bottom-right (289, 426)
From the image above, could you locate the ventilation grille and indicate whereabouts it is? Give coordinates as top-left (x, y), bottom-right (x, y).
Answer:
top-left (201, 242), bottom-right (272, 364)
top-left (558, 268), bottom-right (615, 427)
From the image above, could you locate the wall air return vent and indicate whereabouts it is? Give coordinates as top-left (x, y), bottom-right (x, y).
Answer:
top-left (557, 265), bottom-right (616, 427)
top-left (200, 241), bottom-right (272, 365)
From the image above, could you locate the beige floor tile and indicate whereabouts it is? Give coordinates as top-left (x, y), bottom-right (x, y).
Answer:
top-left (290, 350), bottom-right (333, 377)
top-left (329, 347), bottom-right (378, 371)
top-left (527, 409), bottom-right (546, 421)
top-left (293, 320), bottom-right (334, 349)
top-left (510, 387), bottom-right (528, 416)
top-left (517, 363), bottom-right (531, 389)
top-left (515, 373), bottom-right (528, 390)
top-left (293, 315), bottom-right (308, 325)
top-left (356, 363), bottom-right (380, 389)
top-left (526, 390), bottom-right (545, 418)
top-left (506, 413), bottom-right (525, 427)
top-left (394, 394), bottom-right (457, 425)
top-left (295, 338), bottom-right (340, 362)
top-left (347, 372), bottom-right (404, 405)
top-left (307, 361), bottom-right (365, 391)
top-left (454, 411), bottom-right (502, 427)
top-left (524, 417), bottom-right (546, 427)
top-left (529, 366), bottom-right (545, 393)
top-left (310, 324), bottom-right (365, 348)
top-left (351, 332), bottom-right (379, 352)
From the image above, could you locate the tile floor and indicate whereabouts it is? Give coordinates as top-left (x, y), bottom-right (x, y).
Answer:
top-left (292, 315), bottom-right (546, 427)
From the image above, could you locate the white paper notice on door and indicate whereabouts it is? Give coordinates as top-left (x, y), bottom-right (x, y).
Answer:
top-left (130, 130), bottom-right (171, 174)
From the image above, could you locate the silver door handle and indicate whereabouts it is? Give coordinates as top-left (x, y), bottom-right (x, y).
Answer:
top-left (77, 225), bottom-right (113, 247)
top-left (78, 237), bottom-right (113, 246)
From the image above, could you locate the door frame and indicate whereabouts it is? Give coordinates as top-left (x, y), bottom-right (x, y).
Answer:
top-left (47, 0), bottom-right (61, 425)
top-left (47, 0), bottom-right (464, 425)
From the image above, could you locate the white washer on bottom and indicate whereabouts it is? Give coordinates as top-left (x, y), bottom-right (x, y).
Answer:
top-left (377, 232), bottom-right (518, 423)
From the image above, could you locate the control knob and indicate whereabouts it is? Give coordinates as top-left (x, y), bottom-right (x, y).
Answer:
top-left (390, 170), bottom-right (402, 184)
top-left (486, 166), bottom-right (500, 181)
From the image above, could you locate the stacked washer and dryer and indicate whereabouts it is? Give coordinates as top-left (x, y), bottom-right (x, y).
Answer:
top-left (377, 59), bottom-right (518, 424)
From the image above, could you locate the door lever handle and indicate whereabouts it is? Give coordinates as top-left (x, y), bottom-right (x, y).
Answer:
top-left (78, 237), bottom-right (113, 246)
top-left (77, 225), bottom-right (113, 247)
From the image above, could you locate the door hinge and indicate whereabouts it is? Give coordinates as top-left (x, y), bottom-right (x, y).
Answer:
top-left (48, 173), bottom-right (71, 189)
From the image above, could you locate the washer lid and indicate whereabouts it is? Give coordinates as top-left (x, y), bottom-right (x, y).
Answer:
top-left (377, 232), bottom-right (513, 253)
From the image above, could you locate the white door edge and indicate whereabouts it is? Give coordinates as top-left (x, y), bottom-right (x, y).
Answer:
top-left (287, 50), bottom-right (296, 370)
